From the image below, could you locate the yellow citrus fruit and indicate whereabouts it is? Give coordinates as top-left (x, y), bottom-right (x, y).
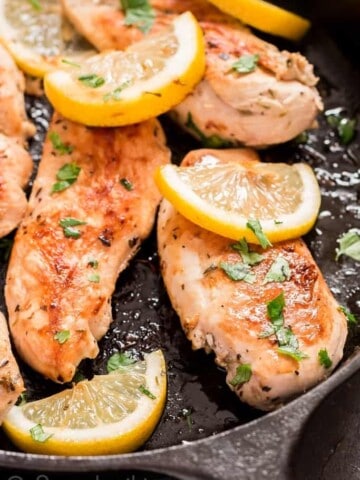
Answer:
top-left (44, 12), bottom-right (206, 127)
top-left (2, 350), bottom-right (166, 456)
top-left (208, 0), bottom-right (311, 41)
top-left (155, 158), bottom-right (321, 244)
top-left (0, 0), bottom-right (95, 77)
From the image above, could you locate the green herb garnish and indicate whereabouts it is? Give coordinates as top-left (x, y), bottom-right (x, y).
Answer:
top-left (338, 118), bottom-right (356, 145)
top-left (294, 131), bottom-right (309, 144)
top-left (61, 59), bottom-right (81, 68)
top-left (267, 292), bottom-right (285, 329)
top-left (318, 349), bottom-right (332, 369)
top-left (339, 305), bottom-right (357, 325)
top-left (88, 258), bottom-right (99, 269)
top-left (219, 261), bottom-right (256, 283)
top-left (30, 424), bottom-right (53, 443)
top-left (107, 352), bottom-right (136, 372)
top-left (54, 330), bottom-right (70, 344)
top-left (103, 81), bottom-right (131, 102)
top-left (49, 132), bottom-right (74, 155)
top-left (27, 0), bottom-right (42, 11)
top-left (88, 273), bottom-right (100, 283)
top-left (120, 178), bottom-right (133, 191)
top-left (59, 218), bottom-right (86, 239)
top-left (335, 229), bottom-right (360, 261)
top-left (78, 74), bottom-right (105, 88)
top-left (139, 384), bottom-right (156, 399)
top-left (121, 0), bottom-right (155, 33)
top-left (51, 163), bottom-right (81, 193)
top-left (232, 54), bottom-right (259, 74)
top-left (229, 364), bottom-right (252, 386)
top-left (246, 219), bottom-right (272, 249)
top-left (232, 238), bottom-right (264, 266)
top-left (16, 392), bottom-right (27, 406)
top-left (185, 113), bottom-right (233, 148)
top-left (263, 256), bottom-right (291, 284)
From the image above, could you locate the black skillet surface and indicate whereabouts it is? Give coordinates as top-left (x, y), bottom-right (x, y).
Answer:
top-left (0, 9), bottom-right (359, 480)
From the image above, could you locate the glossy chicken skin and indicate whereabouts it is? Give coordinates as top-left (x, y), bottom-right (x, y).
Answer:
top-left (62, 0), bottom-right (322, 146)
top-left (0, 311), bottom-right (24, 423)
top-left (157, 149), bottom-right (347, 410)
top-left (6, 114), bottom-right (170, 383)
top-left (0, 45), bottom-right (34, 238)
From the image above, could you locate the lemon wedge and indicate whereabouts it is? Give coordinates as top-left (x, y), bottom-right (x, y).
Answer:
top-left (208, 0), bottom-right (310, 41)
top-left (155, 158), bottom-right (321, 244)
top-left (0, 0), bottom-right (95, 77)
top-left (2, 350), bottom-right (166, 456)
top-left (44, 12), bottom-right (205, 127)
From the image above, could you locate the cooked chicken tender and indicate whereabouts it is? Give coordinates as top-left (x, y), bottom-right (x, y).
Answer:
top-left (62, 0), bottom-right (322, 146)
top-left (157, 149), bottom-right (347, 411)
top-left (6, 114), bottom-right (170, 383)
top-left (0, 311), bottom-right (24, 423)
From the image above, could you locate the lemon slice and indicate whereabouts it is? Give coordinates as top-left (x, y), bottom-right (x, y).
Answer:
top-left (44, 11), bottom-right (205, 127)
top-left (155, 159), bottom-right (321, 244)
top-left (0, 0), bottom-right (96, 77)
top-left (2, 350), bottom-right (166, 456)
top-left (208, 0), bottom-right (310, 41)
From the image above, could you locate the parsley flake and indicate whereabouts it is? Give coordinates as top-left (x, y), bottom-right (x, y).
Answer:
top-left (139, 384), bottom-right (156, 399)
top-left (246, 219), bottom-right (272, 249)
top-left (263, 256), bottom-right (291, 284)
top-left (121, 0), bottom-right (155, 34)
top-left (61, 59), bottom-right (81, 68)
top-left (54, 330), bottom-right (70, 344)
top-left (336, 229), bottom-right (360, 261)
top-left (103, 81), bottom-right (131, 102)
top-left (16, 392), bottom-right (27, 406)
top-left (49, 132), bottom-right (74, 155)
top-left (185, 113), bottom-right (233, 148)
top-left (107, 352), bottom-right (136, 372)
top-left (120, 178), bottom-right (133, 191)
top-left (78, 74), bottom-right (105, 88)
top-left (230, 364), bottom-right (252, 386)
top-left (27, 0), bottom-right (42, 11)
top-left (59, 218), bottom-right (86, 239)
top-left (232, 238), bottom-right (264, 266)
top-left (88, 273), bottom-right (100, 283)
top-left (88, 258), bottom-right (99, 269)
top-left (51, 163), bottom-right (81, 193)
top-left (232, 54), bottom-right (259, 74)
top-left (318, 349), bottom-right (332, 369)
top-left (30, 424), bottom-right (53, 443)
top-left (219, 261), bottom-right (256, 283)
top-left (339, 305), bottom-right (357, 325)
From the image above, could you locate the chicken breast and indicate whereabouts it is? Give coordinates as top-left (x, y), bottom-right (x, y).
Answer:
top-left (62, 0), bottom-right (322, 147)
top-left (158, 149), bottom-right (347, 411)
top-left (6, 113), bottom-right (170, 383)
top-left (0, 45), bottom-right (34, 237)
top-left (0, 311), bottom-right (24, 423)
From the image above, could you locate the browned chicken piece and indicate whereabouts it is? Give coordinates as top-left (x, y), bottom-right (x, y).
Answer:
top-left (0, 311), bottom-right (24, 423)
top-left (0, 44), bottom-right (35, 143)
top-left (157, 149), bottom-right (347, 411)
top-left (6, 113), bottom-right (170, 383)
top-left (62, 0), bottom-right (322, 147)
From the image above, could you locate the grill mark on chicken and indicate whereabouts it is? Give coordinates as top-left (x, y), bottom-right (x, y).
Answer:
top-left (6, 113), bottom-right (170, 383)
top-left (157, 148), bottom-right (348, 411)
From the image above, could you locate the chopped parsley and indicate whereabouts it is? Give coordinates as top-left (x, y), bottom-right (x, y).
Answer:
top-left (246, 219), bottom-right (272, 249)
top-left (59, 218), bottom-right (87, 239)
top-left (78, 74), bottom-right (105, 88)
top-left (139, 384), bottom-right (156, 399)
top-left (339, 305), bottom-right (357, 325)
top-left (88, 273), bottom-right (100, 283)
top-left (185, 113), bottom-right (233, 148)
top-left (87, 258), bottom-right (99, 269)
top-left (232, 238), bottom-right (264, 266)
top-left (49, 132), bottom-right (74, 155)
top-left (107, 351), bottom-right (136, 372)
top-left (318, 349), bottom-right (332, 369)
top-left (219, 261), bottom-right (255, 283)
top-left (335, 229), bottom-right (360, 261)
top-left (325, 108), bottom-right (356, 145)
top-left (54, 330), bottom-right (70, 344)
top-left (27, 0), bottom-right (42, 11)
top-left (232, 54), bottom-right (259, 74)
top-left (16, 392), bottom-right (27, 406)
top-left (229, 364), bottom-right (252, 386)
top-left (120, 178), bottom-right (134, 191)
top-left (261, 292), bottom-right (308, 362)
top-left (263, 256), bottom-right (291, 284)
top-left (120, 0), bottom-right (155, 34)
top-left (103, 81), bottom-right (131, 102)
top-left (61, 59), bottom-right (80, 68)
top-left (30, 424), bottom-right (52, 443)
top-left (51, 163), bottom-right (81, 193)
top-left (294, 131), bottom-right (309, 145)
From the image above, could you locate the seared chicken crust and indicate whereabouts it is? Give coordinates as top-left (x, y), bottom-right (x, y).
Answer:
top-left (6, 114), bottom-right (170, 383)
top-left (157, 149), bottom-right (347, 410)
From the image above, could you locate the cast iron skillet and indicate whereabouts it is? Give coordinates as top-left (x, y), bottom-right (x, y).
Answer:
top-left (0, 3), bottom-right (359, 479)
